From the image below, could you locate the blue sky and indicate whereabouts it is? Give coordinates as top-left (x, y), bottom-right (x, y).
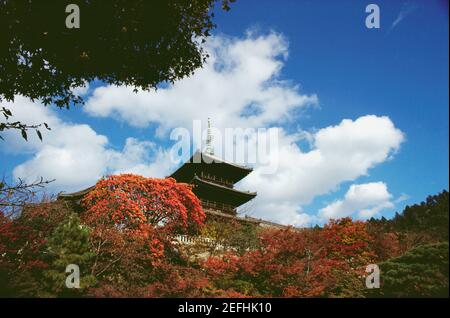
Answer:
top-left (1, 0), bottom-right (448, 226)
top-left (213, 0), bottom-right (449, 217)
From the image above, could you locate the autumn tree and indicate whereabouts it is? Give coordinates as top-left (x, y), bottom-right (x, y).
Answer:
top-left (203, 227), bottom-right (331, 297)
top-left (194, 218), bottom-right (260, 257)
top-left (79, 174), bottom-right (205, 296)
top-left (0, 199), bottom-right (76, 296)
top-left (80, 174), bottom-right (205, 233)
top-left (0, 0), bottom-right (235, 139)
top-left (203, 218), bottom-right (380, 298)
top-left (366, 224), bottom-right (402, 262)
top-left (323, 218), bottom-right (376, 270)
top-left (0, 176), bottom-right (55, 295)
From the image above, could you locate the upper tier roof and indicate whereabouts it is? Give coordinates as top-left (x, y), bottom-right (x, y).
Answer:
top-left (169, 151), bottom-right (253, 184)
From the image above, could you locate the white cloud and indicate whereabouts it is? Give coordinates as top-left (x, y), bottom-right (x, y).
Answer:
top-left (107, 138), bottom-right (174, 178)
top-left (239, 115), bottom-right (404, 226)
top-left (1, 32), bottom-right (406, 227)
top-left (395, 193), bottom-right (410, 203)
top-left (71, 82), bottom-right (90, 97)
top-left (2, 97), bottom-right (173, 192)
top-left (318, 182), bottom-right (394, 220)
top-left (84, 31), bottom-right (318, 134)
top-left (388, 3), bottom-right (418, 34)
top-left (1, 96), bottom-right (60, 153)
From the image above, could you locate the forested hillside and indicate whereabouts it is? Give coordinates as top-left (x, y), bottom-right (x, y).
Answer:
top-left (369, 190), bottom-right (449, 243)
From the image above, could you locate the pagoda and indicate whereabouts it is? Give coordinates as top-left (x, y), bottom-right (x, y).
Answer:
top-left (58, 119), bottom-right (258, 224)
top-left (170, 150), bottom-right (256, 216)
top-left (170, 119), bottom-right (257, 217)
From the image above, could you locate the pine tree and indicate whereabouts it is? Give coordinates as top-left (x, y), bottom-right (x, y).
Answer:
top-left (41, 213), bottom-right (96, 297)
top-left (377, 242), bottom-right (449, 297)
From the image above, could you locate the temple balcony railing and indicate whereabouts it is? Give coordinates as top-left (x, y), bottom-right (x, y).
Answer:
top-left (201, 199), bottom-right (236, 215)
top-left (173, 234), bottom-right (235, 252)
top-left (198, 172), bottom-right (233, 188)
top-left (173, 235), bottom-right (253, 255)
top-left (174, 234), bottom-right (213, 245)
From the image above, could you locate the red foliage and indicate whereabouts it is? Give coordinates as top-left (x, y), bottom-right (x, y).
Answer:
top-left (367, 225), bottom-right (402, 262)
top-left (81, 174), bottom-right (205, 234)
top-left (0, 202), bottom-right (68, 296)
top-left (203, 228), bottom-right (328, 297)
top-left (323, 218), bottom-right (376, 270)
top-left (79, 174), bottom-right (206, 295)
top-left (4, 175), bottom-right (431, 298)
top-left (203, 218), bottom-right (378, 297)
top-left (203, 252), bottom-right (240, 277)
top-left (0, 205), bottom-right (55, 273)
top-left (145, 264), bottom-right (211, 297)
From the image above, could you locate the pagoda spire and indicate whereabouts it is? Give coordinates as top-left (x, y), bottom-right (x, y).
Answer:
top-left (205, 117), bottom-right (214, 155)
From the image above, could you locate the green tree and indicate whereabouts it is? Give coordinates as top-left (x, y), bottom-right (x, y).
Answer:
top-left (376, 242), bottom-right (449, 297)
top-left (41, 213), bottom-right (96, 297)
top-left (0, 0), bottom-right (235, 139)
top-left (369, 190), bottom-right (449, 243)
top-left (200, 218), bottom-right (260, 256)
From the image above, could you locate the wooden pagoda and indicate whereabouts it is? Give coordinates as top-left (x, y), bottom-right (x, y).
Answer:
top-left (169, 117), bottom-right (257, 217)
top-left (169, 150), bottom-right (257, 217)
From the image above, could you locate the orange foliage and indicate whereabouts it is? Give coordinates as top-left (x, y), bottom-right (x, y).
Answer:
top-left (81, 174), bottom-right (205, 233)
top-left (203, 218), bottom-right (378, 297)
top-left (323, 217), bottom-right (376, 270)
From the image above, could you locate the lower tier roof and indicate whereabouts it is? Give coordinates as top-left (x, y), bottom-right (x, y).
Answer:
top-left (191, 176), bottom-right (256, 207)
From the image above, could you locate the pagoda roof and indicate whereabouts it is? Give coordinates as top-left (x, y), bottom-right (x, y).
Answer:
top-left (191, 176), bottom-right (256, 207)
top-left (198, 151), bottom-right (253, 171)
top-left (170, 151), bottom-right (253, 184)
top-left (58, 186), bottom-right (94, 201)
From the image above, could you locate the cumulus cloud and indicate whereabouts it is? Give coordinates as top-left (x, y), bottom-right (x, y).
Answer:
top-left (84, 31), bottom-right (318, 134)
top-left (319, 182), bottom-right (394, 220)
top-left (239, 115), bottom-right (404, 226)
top-left (2, 97), bottom-right (173, 192)
top-left (2, 32), bottom-right (406, 227)
top-left (71, 81), bottom-right (90, 97)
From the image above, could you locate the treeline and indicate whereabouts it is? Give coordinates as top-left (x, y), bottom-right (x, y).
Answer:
top-left (369, 190), bottom-right (449, 242)
top-left (0, 175), bottom-right (448, 297)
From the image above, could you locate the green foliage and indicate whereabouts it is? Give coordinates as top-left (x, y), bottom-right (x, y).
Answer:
top-left (201, 218), bottom-right (260, 256)
top-left (326, 269), bottom-right (366, 298)
top-left (215, 278), bottom-right (258, 296)
top-left (376, 242), bottom-right (449, 297)
top-left (41, 213), bottom-right (96, 297)
top-left (0, 0), bottom-right (234, 139)
top-left (370, 190), bottom-right (449, 242)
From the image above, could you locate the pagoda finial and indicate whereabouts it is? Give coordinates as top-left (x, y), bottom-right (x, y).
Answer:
top-left (205, 117), bottom-right (214, 155)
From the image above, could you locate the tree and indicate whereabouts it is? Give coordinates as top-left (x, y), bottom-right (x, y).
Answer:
top-left (0, 199), bottom-right (76, 296)
top-left (366, 224), bottom-right (402, 262)
top-left (203, 218), bottom-right (379, 298)
top-left (80, 174), bottom-right (205, 234)
top-left (369, 190), bottom-right (449, 243)
top-left (323, 218), bottom-right (376, 270)
top-left (196, 218), bottom-right (260, 256)
top-left (41, 213), bottom-right (96, 297)
top-left (0, 0), bottom-right (235, 139)
top-left (203, 227), bottom-right (333, 297)
top-left (376, 242), bottom-right (449, 297)
top-left (0, 177), bottom-right (53, 217)
top-left (79, 174), bottom-right (205, 296)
